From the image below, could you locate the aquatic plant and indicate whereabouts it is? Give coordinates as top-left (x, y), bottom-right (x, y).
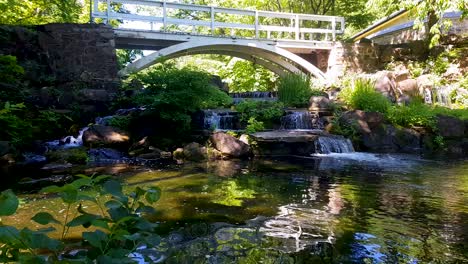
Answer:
top-left (0, 175), bottom-right (161, 262)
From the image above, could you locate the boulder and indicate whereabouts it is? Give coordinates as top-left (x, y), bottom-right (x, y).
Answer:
top-left (436, 115), bottom-right (465, 138)
top-left (374, 71), bottom-right (398, 102)
top-left (210, 132), bottom-right (251, 158)
top-left (83, 125), bottom-right (130, 148)
top-left (77, 89), bottom-right (111, 102)
top-left (361, 125), bottom-right (421, 153)
top-left (397, 79), bottom-right (418, 97)
top-left (308, 96), bottom-right (332, 112)
top-left (394, 69), bottom-right (410, 82)
top-left (183, 142), bottom-right (207, 161)
top-left (0, 141), bottom-right (12, 156)
top-left (339, 110), bottom-right (370, 134)
top-left (173, 148), bottom-right (185, 160)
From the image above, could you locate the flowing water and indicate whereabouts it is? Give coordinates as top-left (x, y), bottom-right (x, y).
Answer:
top-left (281, 110), bottom-right (324, 130)
top-left (5, 155), bottom-right (468, 263)
top-left (202, 109), bottom-right (240, 130)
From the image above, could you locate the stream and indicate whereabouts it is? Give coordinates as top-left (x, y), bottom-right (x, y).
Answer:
top-left (4, 154), bottom-right (468, 263)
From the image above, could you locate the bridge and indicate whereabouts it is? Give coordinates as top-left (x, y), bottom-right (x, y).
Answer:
top-left (91, 0), bottom-right (345, 80)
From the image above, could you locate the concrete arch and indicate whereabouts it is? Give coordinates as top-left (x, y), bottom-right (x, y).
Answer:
top-left (119, 40), bottom-right (327, 80)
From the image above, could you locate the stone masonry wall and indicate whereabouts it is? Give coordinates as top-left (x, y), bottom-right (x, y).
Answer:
top-left (37, 23), bottom-right (119, 91)
top-left (327, 42), bottom-right (380, 80)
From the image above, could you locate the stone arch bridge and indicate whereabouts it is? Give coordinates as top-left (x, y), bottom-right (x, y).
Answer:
top-left (91, 0), bottom-right (345, 81)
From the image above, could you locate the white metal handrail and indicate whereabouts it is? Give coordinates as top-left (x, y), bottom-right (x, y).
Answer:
top-left (91, 0), bottom-right (345, 41)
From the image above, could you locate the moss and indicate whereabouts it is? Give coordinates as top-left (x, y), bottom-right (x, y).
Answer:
top-left (46, 147), bottom-right (88, 164)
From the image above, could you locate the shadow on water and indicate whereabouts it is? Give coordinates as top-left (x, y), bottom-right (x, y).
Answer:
top-left (3, 154), bottom-right (468, 263)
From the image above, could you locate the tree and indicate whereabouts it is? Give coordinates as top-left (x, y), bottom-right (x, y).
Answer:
top-left (368, 0), bottom-right (467, 47)
top-left (0, 0), bottom-right (88, 25)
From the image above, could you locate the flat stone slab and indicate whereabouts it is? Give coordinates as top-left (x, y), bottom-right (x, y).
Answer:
top-left (251, 130), bottom-right (328, 143)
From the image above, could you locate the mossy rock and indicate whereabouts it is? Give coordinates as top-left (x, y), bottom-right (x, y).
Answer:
top-left (46, 147), bottom-right (88, 165)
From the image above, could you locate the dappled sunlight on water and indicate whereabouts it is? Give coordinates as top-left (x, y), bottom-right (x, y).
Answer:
top-left (3, 155), bottom-right (468, 262)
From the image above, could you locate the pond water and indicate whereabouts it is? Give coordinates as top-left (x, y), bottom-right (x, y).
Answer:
top-left (5, 153), bottom-right (468, 263)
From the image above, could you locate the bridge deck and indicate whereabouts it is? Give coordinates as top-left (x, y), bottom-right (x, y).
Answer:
top-left (92, 0), bottom-right (344, 49)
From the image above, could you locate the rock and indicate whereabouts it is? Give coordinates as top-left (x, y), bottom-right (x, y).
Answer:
top-left (308, 96), bottom-right (332, 112)
top-left (88, 148), bottom-right (126, 160)
top-left (41, 163), bottom-right (73, 173)
top-left (239, 134), bottom-right (250, 145)
top-left (339, 110), bottom-right (371, 134)
top-left (394, 69), bottom-right (410, 82)
top-left (249, 130), bottom-right (324, 156)
top-left (46, 148), bottom-right (88, 165)
top-left (436, 115), bottom-right (465, 138)
top-left (137, 151), bottom-right (162, 160)
top-left (83, 125), bottom-right (130, 148)
top-left (397, 79), bottom-right (418, 97)
top-left (210, 132), bottom-right (250, 158)
top-left (361, 125), bottom-right (421, 153)
top-left (160, 151), bottom-right (172, 159)
top-left (77, 89), bottom-right (111, 102)
top-left (173, 148), bottom-right (185, 160)
top-left (364, 112), bottom-right (385, 130)
top-left (374, 71), bottom-right (398, 102)
top-left (183, 142), bottom-right (207, 161)
top-left (0, 141), bottom-right (12, 156)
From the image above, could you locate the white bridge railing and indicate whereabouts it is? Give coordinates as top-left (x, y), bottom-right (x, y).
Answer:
top-left (91, 0), bottom-right (345, 41)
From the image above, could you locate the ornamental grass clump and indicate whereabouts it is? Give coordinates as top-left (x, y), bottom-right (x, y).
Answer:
top-left (277, 73), bottom-right (312, 107)
top-left (340, 78), bottom-right (391, 114)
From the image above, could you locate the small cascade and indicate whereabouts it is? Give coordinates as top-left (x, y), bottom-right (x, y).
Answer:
top-left (434, 86), bottom-right (454, 107)
top-left (314, 136), bottom-right (354, 154)
top-left (231, 91), bottom-right (278, 103)
top-left (281, 110), bottom-right (323, 130)
top-left (202, 109), bottom-right (239, 130)
top-left (46, 127), bottom-right (88, 149)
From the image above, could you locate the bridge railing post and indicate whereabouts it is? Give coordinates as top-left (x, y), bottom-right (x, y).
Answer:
top-left (295, 15), bottom-right (299, 40)
top-left (105, 0), bottom-right (110, 24)
top-left (332, 17), bottom-right (336, 41)
top-left (210, 6), bottom-right (215, 35)
top-left (254, 11), bottom-right (259, 39)
top-left (162, 0), bottom-right (168, 30)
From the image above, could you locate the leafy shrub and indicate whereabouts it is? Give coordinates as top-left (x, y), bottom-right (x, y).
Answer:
top-left (234, 100), bottom-right (284, 126)
top-left (127, 64), bottom-right (232, 145)
top-left (107, 115), bottom-right (131, 131)
top-left (386, 101), bottom-right (437, 129)
top-left (46, 148), bottom-right (88, 164)
top-left (0, 175), bottom-right (161, 263)
top-left (219, 58), bottom-right (277, 92)
top-left (0, 102), bottom-right (33, 147)
top-left (0, 55), bottom-right (24, 84)
top-left (245, 117), bottom-right (265, 134)
top-left (277, 73), bottom-right (312, 107)
top-left (340, 78), bottom-right (391, 114)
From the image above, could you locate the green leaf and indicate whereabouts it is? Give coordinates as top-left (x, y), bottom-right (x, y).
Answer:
top-left (31, 212), bottom-right (61, 225)
top-left (66, 214), bottom-right (100, 228)
top-left (91, 219), bottom-right (110, 230)
top-left (108, 207), bottom-right (130, 222)
top-left (0, 226), bottom-right (21, 247)
top-left (0, 190), bottom-right (19, 216)
top-left (145, 187), bottom-right (161, 204)
top-left (104, 200), bottom-right (122, 209)
top-left (40, 185), bottom-right (63, 193)
top-left (20, 228), bottom-right (62, 251)
top-left (60, 185), bottom-right (79, 204)
top-left (103, 180), bottom-right (125, 199)
top-left (83, 230), bottom-right (107, 248)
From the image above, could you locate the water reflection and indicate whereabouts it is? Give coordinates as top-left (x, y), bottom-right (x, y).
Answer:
top-left (5, 155), bottom-right (468, 263)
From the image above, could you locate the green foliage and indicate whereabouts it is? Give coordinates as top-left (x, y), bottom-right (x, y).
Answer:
top-left (245, 117), bottom-right (265, 134)
top-left (0, 0), bottom-right (87, 25)
top-left (46, 148), bottom-right (89, 164)
top-left (0, 55), bottom-right (24, 84)
top-left (107, 116), bottom-right (131, 131)
top-left (0, 175), bottom-right (161, 263)
top-left (0, 102), bottom-right (33, 147)
top-left (277, 74), bottom-right (313, 107)
top-left (126, 64), bottom-right (232, 145)
top-left (116, 49), bottom-right (143, 70)
top-left (387, 101), bottom-right (437, 129)
top-left (219, 58), bottom-right (277, 92)
top-left (234, 100), bottom-right (284, 125)
top-left (340, 78), bottom-right (391, 114)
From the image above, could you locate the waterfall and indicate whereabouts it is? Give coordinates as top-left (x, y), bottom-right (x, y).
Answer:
top-left (281, 110), bottom-right (324, 130)
top-left (434, 85), bottom-right (454, 107)
top-left (203, 110), bottom-right (239, 130)
top-left (314, 136), bottom-right (354, 154)
top-left (46, 127), bottom-right (88, 149)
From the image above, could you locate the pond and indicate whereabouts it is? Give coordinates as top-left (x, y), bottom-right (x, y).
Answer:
top-left (5, 153), bottom-right (468, 263)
